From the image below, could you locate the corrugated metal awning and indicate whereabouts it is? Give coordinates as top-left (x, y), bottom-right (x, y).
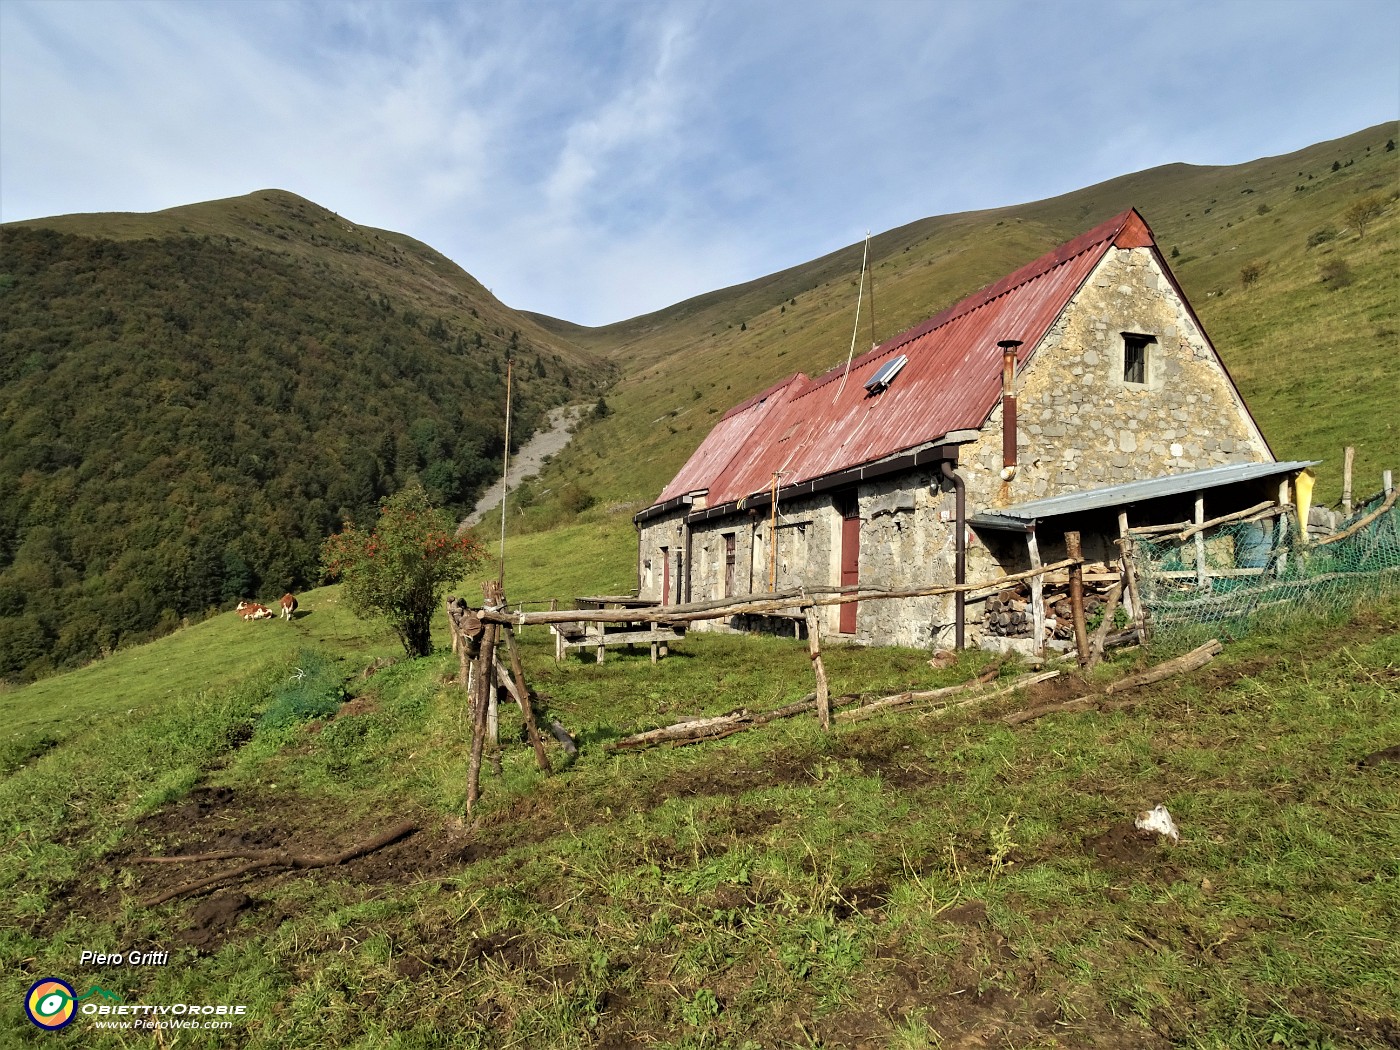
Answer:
top-left (968, 461), bottom-right (1319, 531)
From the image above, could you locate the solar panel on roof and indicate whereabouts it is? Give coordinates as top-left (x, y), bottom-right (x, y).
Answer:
top-left (863, 354), bottom-right (907, 394)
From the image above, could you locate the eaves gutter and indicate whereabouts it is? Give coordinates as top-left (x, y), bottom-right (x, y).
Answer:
top-left (684, 443), bottom-right (960, 525)
top-left (633, 493), bottom-right (698, 527)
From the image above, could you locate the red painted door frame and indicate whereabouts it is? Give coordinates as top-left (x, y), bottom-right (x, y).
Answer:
top-left (839, 507), bottom-right (860, 633)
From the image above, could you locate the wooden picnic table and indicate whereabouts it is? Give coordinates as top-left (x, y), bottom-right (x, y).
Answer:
top-left (553, 596), bottom-right (685, 663)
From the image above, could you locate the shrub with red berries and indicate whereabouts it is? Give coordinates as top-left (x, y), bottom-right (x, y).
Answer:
top-left (321, 483), bottom-right (485, 657)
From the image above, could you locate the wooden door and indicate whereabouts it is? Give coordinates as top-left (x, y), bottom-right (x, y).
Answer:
top-left (840, 510), bottom-right (860, 633)
top-left (723, 534), bottom-right (736, 598)
top-left (660, 548), bottom-right (671, 605)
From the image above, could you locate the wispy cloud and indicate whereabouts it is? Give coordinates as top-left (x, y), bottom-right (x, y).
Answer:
top-left (2, 0), bottom-right (1396, 325)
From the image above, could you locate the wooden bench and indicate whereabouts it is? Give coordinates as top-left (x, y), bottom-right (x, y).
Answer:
top-left (552, 620), bottom-right (686, 664)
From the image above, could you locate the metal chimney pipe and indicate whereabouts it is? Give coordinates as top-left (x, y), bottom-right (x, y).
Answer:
top-left (997, 339), bottom-right (1023, 479)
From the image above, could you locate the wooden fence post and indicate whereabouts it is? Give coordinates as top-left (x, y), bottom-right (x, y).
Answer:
top-left (466, 623), bottom-right (497, 815)
top-left (1065, 531), bottom-right (1089, 666)
top-left (804, 606), bottom-right (831, 731)
top-left (1026, 528), bottom-right (1045, 657)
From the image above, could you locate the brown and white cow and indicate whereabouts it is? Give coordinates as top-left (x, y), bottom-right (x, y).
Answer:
top-left (279, 593), bottom-right (298, 621)
top-left (236, 600), bottom-right (275, 621)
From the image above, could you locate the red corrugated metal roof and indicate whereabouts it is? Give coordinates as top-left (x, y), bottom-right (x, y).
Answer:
top-left (648, 209), bottom-right (1150, 511)
top-left (654, 372), bottom-right (808, 503)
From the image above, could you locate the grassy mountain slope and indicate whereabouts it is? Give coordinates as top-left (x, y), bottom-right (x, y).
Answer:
top-left (2, 564), bottom-right (1396, 1048)
top-left (0, 191), bottom-right (613, 681)
top-left (517, 123), bottom-right (1398, 531)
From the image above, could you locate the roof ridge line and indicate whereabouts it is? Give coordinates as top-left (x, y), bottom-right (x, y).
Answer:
top-left (798, 209), bottom-right (1141, 397)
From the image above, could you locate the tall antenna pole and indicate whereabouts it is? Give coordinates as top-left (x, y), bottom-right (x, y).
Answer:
top-left (868, 235), bottom-right (878, 348)
top-left (832, 231), bottom-right (870, 404)
top-left (497, 358), bottom-right (513, 586)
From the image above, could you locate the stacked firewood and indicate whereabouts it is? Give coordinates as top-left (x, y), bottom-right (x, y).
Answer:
top-left (983, 563), bottom-right (1123, 641)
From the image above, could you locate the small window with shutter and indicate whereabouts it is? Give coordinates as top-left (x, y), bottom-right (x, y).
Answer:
top-left (1122, 333), bottom-right (1156, 386)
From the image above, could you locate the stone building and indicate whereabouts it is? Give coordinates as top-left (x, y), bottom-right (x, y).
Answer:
top-left (634, 209), bottom-right (1307, 649)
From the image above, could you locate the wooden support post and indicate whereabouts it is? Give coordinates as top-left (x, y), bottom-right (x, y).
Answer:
top-left (1026, 528), bottom-right (1045, 656)
top-left (457, 626), bottom-right (470, 685)
top-left (466, 623), bottom-right (498, 815)
top-left (500, 625), bottom-right (550, 773)
top-left (1117, 510), bottom-right (1146, 640)
top-left (1194, 492), bottom-right (1209, 589)
top-left (1385, 470), bottom-right (1394, 499)
top-left (1086, 582), bottom-right (1123, 672)
top-left (1343, 446), bottom-right (1355, 516)
top-left (1065, 531), bottom-right (1089, 666)
top-left (804, 606), bottom-right (831, 731)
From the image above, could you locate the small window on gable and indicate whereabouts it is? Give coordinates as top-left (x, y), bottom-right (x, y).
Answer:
top-left (1122, 333), bottom-right (1156, 385)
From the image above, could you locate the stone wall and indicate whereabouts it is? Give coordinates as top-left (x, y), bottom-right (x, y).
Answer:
top-left (961, 245), bottom-right (1271, 512)
top-left (848, 470), bottom-right (960, 649)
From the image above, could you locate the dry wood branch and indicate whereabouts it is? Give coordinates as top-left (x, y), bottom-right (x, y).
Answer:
top-left (835, 666), bottom-right (999, 722)
top-left (1131, 501), bottom-right (1281, 542)
top-left (1005, 639), bottom-right (1223, 726)
top-left (1313, 488), bottom-right (1399, 547)
top-left (1086, 582), bottom-right (1123, 673)
top-left (841, 670), bottom-right (1059, 723)
top-left (1102, 639), bottom-right (1222, 694)
top-left (141, 822), bottom-right (418, 906)
top-left (608, 710), bottom-right (753, 750)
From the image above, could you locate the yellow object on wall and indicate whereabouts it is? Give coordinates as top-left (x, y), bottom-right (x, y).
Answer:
top-left (1293, 468), bottom-right (1316, 542)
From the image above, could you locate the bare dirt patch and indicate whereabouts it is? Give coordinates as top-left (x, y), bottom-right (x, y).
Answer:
top-left (41, 786), bottom-right (465, 952)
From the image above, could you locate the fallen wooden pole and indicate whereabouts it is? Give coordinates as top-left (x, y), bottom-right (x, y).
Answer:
top-left (835, 666), bottom-right (999, 722)
top-left (606, 667), bottom-right (1057, 748)
top-left (838, 670), bottom-right (1058, 723)
top-left (608, 710), bottom-right (753, 750)
top-left (1005, 638), bottom-right (1224, 726)
top-left (140, 822), bottom-right (418, 906)
top-left (1103, 639), bottom-right (1223, 694)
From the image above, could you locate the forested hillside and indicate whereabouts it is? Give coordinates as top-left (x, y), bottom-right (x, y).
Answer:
top-left (0, 192), bottom-right (610, 681)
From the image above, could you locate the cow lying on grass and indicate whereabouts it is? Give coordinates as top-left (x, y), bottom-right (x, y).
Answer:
top-left (236, 601), bottom-right (275, 621)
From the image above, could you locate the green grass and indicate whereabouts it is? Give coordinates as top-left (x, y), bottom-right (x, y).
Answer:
top-left (2, 584), bottom-right (1396, 1047)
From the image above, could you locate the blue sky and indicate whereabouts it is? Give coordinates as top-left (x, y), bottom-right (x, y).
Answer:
top-left (2, 0), bottom-right (1397, 326)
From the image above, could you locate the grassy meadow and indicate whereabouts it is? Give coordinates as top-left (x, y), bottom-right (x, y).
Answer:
top-left (2, 527), bottom-right (1397, 1047)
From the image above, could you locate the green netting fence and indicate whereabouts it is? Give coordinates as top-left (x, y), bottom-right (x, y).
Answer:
top-left (1132, 491), bottom-right (1400, 641)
